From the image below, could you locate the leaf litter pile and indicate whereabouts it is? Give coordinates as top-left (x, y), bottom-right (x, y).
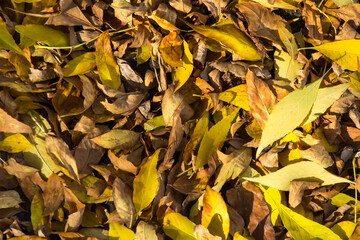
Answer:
top-left (2, 0), bottom-right (360, 239)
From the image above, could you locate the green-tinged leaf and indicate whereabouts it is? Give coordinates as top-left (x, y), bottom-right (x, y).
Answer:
top-left (95, 30), bottom-right (121, 89)
top-left (185, 19), bottom-right (261, 61)
top-left (143, 115), bottom-right (165, 132)
top-left (0, 190), bottom-right (22, 208)
top-left (331, 0), bottom-right (352, 7)
top-left (0, 19), bottom-right (25, 55)
top-left (262, 186), bottom-right (342, 240)
top-left (202, 186), bottom-right (230, 239)
top-left (63, 52), bottom-right (96, 77)
top-left (174, 40), bottom-right (193, 91)
top-left (15, 24), bottom-right (69, 47)
top-left (137, 45), bottom-right (152, 64)
top-left (331, 221), bottom-right (357, 240)
top-left (109, 223), bottom-right (134, 240)
top-left (278, 23), bottom-right (298, 60)
top-left (262, 187), bottom-right (281, 226)
top-left (331, 193), bottom-right (360, 214)
top-left (274, 49), bottom-right (303, 81)
top-left (233, 232), bottom-right (253, 240)
top-left (23, 111), bottom-right (61, 178)
top-left (183, 111), bottom-right (209, 164)
top-left (91, 129), bottom-right (140, 150)
top-left (349, 72), bottom-right (360, 98)
top-left (133, 149), bottom-right (160, 215)
top-left (244, 161), bottom-right (353, 191)
top-left (196, 109), bottom-right (239, 170)
top-left (0, 133), bottom-right (33, 153)
top-left (311, 39), bottom-right (360, 71)
top-left (256, 77), bottom-right (322, 157)
top-left (219, 85), bottom-right (250, 111)
top-left (301, 84), bottom-right (350, 126)
top-left (163, 213), bottom-right (196, 240)
top-left (31, 190), bottom-right (46, 234)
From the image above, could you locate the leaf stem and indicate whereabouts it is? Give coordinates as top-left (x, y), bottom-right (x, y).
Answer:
top-left (353, 156), bottom-right (358, 224)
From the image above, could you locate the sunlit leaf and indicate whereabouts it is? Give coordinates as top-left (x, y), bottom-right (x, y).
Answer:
top-left (311, 39), bottom-right (360, 71)
top-left (196, 108), bottom-right (239, 170)
top-left (133, 149), bottom-right (160, 215)
top-left (95, 30), bottom-right (121, 89)
top-left (91, 129), bottom-right (140, 150)
top-left (134, 221), bottom-right (158, 240)
top-left (63, 52), bottom-right (96, 77)
top-left (331, 221), bottom-right (357, 240)
top-left (262, 186), bottom-right (342, 240)
top-left (174, 40), bottom-right (193, 91)
top-left (185, 19), bottom-right (261, 61)
top-left (159, 32), bottom-right (184, 67)
top-left (219, 85), bottom-right (250, 111)
top-left (163, 213), bottom-right (196, 240)
top-left (244, 161), bottom-right (353, 191)
top-left (109, 223), bottom-right (134, 240)
top-left (274, 49), bottom-right (304, 82)
top-left (137, 45), bottom-right (152, 64)
top-left (0, 133), bottom-right (32, 153)
top-left (31, 190), bottom-right (47, 235)
top-left (15, 24), bottom-right (69, 47)
top-left (257, 77), bottom-right (322, 157)
top-left (202, 186), bottom-right (230, 239)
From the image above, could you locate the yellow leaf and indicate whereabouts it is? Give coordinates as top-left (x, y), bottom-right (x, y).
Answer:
top-left (0, 19), bottom-right (25, 55)
top-left (109, 223), bottom-right (134, 240)
top-left (274, 49), bottom-right (303, 81)
top-left (31, 190), bottom-right (47, 235)
top-left (133, 149), bottom-right (161, 215)
top-left (95, 30), bottom-right (121, 89)
top-left (219, 85), bottom-right (250, 111)
top-left (163, 212), bottom-right (196, 240)
top-left (159, 32), bottom-right (184, 67)
top-left (0, 133), bottom-right (33, 153)
top-left (202, 186), bottom-right (230, 239)
top-left (312, 39), bottom-right (360, 71)
top-left (63, 52), bottom-right (96, 77)
top-left (185, 19), bottom-right (261, 61)
top-left (91, 129), bottom-right (140, 150)
top-left (174, 39), bottom-right (194, 91)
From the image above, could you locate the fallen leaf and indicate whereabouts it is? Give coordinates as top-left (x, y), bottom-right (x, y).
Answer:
top-left (174, 39), bottom-right (194, 91)
top-left (109, 223), bottom-right (134, 240)
top-left (0, 190), bottom-right (22, 209)
top-left (194, 224), bottom-right (222, 240)
top-left (219, 85), bottom-right (250, 111)
top-left (159, 32), bottom-right (184, 67)
top-left (91, 129), bottom-right (140, 150)
top-left (0, 19), bottom-right (24, 55)
top-left (63, 52), bottom-right (96, 77)
top-left (0, 133), bottom-right (32, 153)
top-left (43, 173), bottom-right (65, 216)
top-left (163, 212), bottom-right (196, 240)
top-left (113, 177), bottom-right (136, 228)
top-left (134, 221), bottom-right (158, 240)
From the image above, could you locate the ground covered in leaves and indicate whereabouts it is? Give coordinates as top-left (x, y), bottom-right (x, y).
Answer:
top-left (1, 0), bottom-right (360, 239)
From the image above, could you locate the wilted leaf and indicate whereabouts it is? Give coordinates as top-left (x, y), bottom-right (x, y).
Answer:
top-left (244, 161), bottom-right (353, 191)
top-left (0, 133), bottom-right (32, 153)
top-left (15, 24), bottom-right (69, 47)
top-left (133, 149), bottom-right (160, 215)
top-left (109, 223), bottom-right (134, 240)
top-left (102, 92), bottom-right (144, 115)
top-left (262, 186), bottom-right (342, 240)
top-left (246, 70), bottom-right (277, 129)
top-left (91, 129), bottom-right (140, 150)
top-left (256, 77), bottom-right (322, 157)
top-left (63, 52), bottom-right (96, 77)
top-left (43, 173), bottom-right (64, 216)
top-left (0, 108), bottom-right (32, 133)
top-left (194, 224), bottom-right (222, 240)
top-left (311, 39), bottom-right (360, 71)
top-left (0, 190), bottom-right (22, 208)
top-left (202, 186), bottom-right (230, 239)
top-left (196, 108), bottom-right (238, 170)
top-left (95, 30), bottom-right (121, 89)
top-left (172, 169), bottom-right (208, 194)
top-left (185, 19), bottom-right (261, 61)
top-left (113, 177), bottom-right (136, 227)
top-left (163, 212), bottom-right (196, 240)
top-left (134, 221), bottom-right (158, 240)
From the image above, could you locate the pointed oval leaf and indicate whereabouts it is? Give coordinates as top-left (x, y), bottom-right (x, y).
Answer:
top-left (109, 223), bottom-right (134, 240)
top-left (133, 149), bottom-right (161, 215)
top-left (219, 85), bottom-right (250, 111)
top-left (312, 39), bottom-right (360, 71)
top-left (196, 109), bottom-right (239, 170)
top-left (163, 213), bottom-right (196, 240)
top-left (15, 24), bottom-right (69, 47)
top-left (113, 177), bottom-right (136, 228)
top-left (301, 83), bottom-right (350, 126)
top-left (244, 161), bottom-right (353, 191)
top-left (159, 32), bottom-right (184, 67)
top-left (63, 52), bottom-right (96, 77)
top-left (134, 221), bottom-right (158, 240)
top-left (31, 190), bottom-right (46, 234)
top-left (95, 30), bottom-right (121, 89)
top-left (0, 190), bottom-right (22, 208)
top-left (91, 129), bottom-right (140, 150)
top-left (185, 19), bottom-right (261, 61)
top-left (0, 108), bottom-right (33, 133)
top-left (331, 221), bottom-right (357, 240)
top-left (202, 186), bottom-right (230, 239)
top-left (174, 39), bottom-right (193, 91)
top-left (0, 19), bottom-right (24, 55)
top-left (257, 77), bottom-right (322, 157)
top-left (0, 133), bottom-right (33, 153)
top-left (262, 187), bottom-right (342, 240)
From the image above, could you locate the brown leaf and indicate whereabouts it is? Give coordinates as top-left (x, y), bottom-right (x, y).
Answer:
top-left (43, 173), bottom-right (65, 216)
top-left (202, 0), bottom-right (230, 19)
top-left (227, 181), bottom-right (275, 240)
top-left (113, 177), bottom-right (136, 228)
top-left (45, 135), bottom-right (80, 182)
top-left (102, 92), bottom-right (144, 116)
top-left (246, 70), bottom-right (277, 129)
top-left (159, 32), bottom-right (184, 67)
top-left (289, 181), bottom-right (319, 208)
top-left (302, 0), bottom-right (323, 42)
top-left (171, 169), bottom-right (208, 194)
top-left (64, 187), bottom-right (85, 232)
top-left (0, 108), bottom-right (32, 133)
top-left (108, 150), bottom-right (137, 175)
top-left (194, 224), bottom-right (222, 240)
